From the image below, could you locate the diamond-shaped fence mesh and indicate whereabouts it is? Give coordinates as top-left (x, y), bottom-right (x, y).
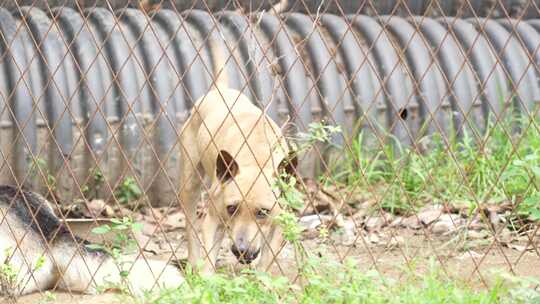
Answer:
top-left (0, 0), bottom-right (540, 302)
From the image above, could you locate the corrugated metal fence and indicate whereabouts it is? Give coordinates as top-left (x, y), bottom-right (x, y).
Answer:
top-left (1, 7), bottom-right (539, 205)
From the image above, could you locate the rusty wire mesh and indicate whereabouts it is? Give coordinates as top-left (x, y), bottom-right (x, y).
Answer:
top-left (0, 0), bottom-right (539, 301)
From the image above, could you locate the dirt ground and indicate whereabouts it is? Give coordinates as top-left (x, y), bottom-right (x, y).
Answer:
top-left (17, 220), bottom-right (540, 303)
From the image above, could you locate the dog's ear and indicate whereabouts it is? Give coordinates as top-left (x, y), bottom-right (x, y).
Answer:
top-left (216, 150), bottom-right (239, 183)
top-left (278, 152), bottom-right (298, 178)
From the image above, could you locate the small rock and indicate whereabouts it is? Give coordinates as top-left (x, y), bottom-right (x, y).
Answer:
top-left (84, 199), bottom-right (114, 217)
top-left (333, 214), bottom-right (346, 228)
top-left (383, 212), bottom-right (394, 222)
top-left (449, 200), bottom-right (469, 211)
top-left (348, 193), bottom-right (372, 207)
top-left (341, 220), bottom-right (357, 246)
top-left (390, 216), bottom-right (403, 227)
top-left (418, 206), bottom-right (443, 225)
top-left (367, 233), bottom-right (380, 244)
top-left (142, 222), bottom-right (158, 236)
top-left (387, 235), bottom-right (404, 248)
top-left (457, 251), bottom-right (483, 260)
top-left (431, 214), bottom-right (463, 234)
top-left (517, 235), bottom-right (533, 243)
top-left (488, 211), bottom-right (506, 230)
top-left (302, 228), bottom-right (320, 240)
top-left (352, 209), bottom-right (368, 222)
top-left (468, 214), bottom-right (486, 230)
top-left (140, 207), bottom-right (155, 216)
top-left (357, 200), bottom-right (374, 211)
top-left (499, 228), bottom-right (514, 243)
top-left (485, 204), bottom-right (504, 214)
top-left (134, 232), bottom-right (161, 255)
top-left (431, 221), bottom-right (453, 234)
top-left (467, 230), bottom-right (488, 240)
top-left (132, 212), bottom-right (145, 221)
top-left (364, 213), bottom-right (393, 231)
top-left (163, 212), bottom-right (186, 230)
top-left (343, 219), bottom-right (357, 232)
top-left (330, 222), bottom-right (357, 246)
top-left (507, 243), bottom-right (530, 252)
top-left (440, 213), bottom-right (463, 223)
top-left (300, 214), bottom-right (332, 230)
top-left (310, 188), bottom-right (338, 214)
top-left (300, 215), bottom-right (322, 229)
top-left (341, 231), bottom-right (356, 246)
top-left (365, 216), bottom-right (385, 231)
top-left (402, 216), bottom-right (422, 229)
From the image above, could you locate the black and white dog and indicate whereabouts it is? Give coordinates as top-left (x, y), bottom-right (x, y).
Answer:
top-left (0, 185), bottom-right (182, 296)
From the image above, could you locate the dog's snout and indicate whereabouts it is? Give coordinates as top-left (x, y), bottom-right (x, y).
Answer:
top-left (231, 244), bottom-right (260, 264)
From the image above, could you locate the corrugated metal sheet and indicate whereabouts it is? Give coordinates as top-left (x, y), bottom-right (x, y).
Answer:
top-left (0, 9), bottom-right (538, 205)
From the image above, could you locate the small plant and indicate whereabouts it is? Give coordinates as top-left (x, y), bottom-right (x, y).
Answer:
top-left (273, 122), bottom-right (340, 266)
top-left (142, 256), bottom-right (525, 304)
top-left (33, 255), bottom-right (46, 272)
top-left (295, 122), bottom-right (342, 152)
top-left (94, 168), bottom-right (105, 186)
top-left (0, 249), bottom-right (46, 302)
top-left (83, 168), bottom-right (105, 199)
top-left (29, 157), bottom-right (47, 177)
top-left (39, 290), bottom-right (56, 304)
top-left (81, 185), bottom-right (90, 196)
top-left (38, 291), bottom-right (57, 304)
top-left (0, 248), bottom-right (19, 301)
top-left (115, 177), bottom-right (143, 205)
top-left (29, 158), bottom-right (57, 192)
top-left (89, 216), bottom-right (142, 257)
top-left (89, 217), bottom-right (143, 286)
top-left (272, 172), bottom-right (308, 271)
top-left (323, 108), bottom-right (540, 218)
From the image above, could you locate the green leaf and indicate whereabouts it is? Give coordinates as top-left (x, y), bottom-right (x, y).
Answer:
top-left (530, 208), bottom-right (540, 221)
top-left (119, 270), bottom-right (130, 278)
top-left (85, 244), bottom-right (105, 251)
top-left (131, 222), bottom-right (143, 232)
top-left (91, 225), bottom-right (111, 234)
top-left (110, 218), bottom-right (123, 225)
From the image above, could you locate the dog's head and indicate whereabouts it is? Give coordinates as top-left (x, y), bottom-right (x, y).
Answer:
top-left (211, 149), bottom-right (297, 264)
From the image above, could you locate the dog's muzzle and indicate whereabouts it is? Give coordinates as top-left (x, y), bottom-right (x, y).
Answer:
top-left (231, 244), bottom-right (260, 264)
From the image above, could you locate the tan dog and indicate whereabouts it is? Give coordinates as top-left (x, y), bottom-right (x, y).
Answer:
top-left (179, 87), bottom-right (296, 274)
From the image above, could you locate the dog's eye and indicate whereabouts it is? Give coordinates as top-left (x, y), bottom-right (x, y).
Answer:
top-left (256, 208), bottom-right (270, 219)
top-left (227, 205), bottom-right (238, 216)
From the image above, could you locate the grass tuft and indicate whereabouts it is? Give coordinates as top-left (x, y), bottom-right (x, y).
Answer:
top-left (326, 113), bottom-right (540, 218)
top-left (138, 256), bottom-right (538, 304)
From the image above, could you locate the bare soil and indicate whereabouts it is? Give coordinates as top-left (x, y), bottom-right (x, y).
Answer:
top-left (17, 221), bottom-right (540, 303)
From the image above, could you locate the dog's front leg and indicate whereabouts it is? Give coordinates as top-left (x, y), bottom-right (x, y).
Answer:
top-left (200, 213), bottom-right (225, 274)
top-left (258, 225), bottom-right (284, 271)
top-left (180, 168), bottom-right (203, 269)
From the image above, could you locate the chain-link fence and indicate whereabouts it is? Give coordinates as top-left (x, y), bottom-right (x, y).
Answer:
top-left (1, 0), bottom-right (540, 302)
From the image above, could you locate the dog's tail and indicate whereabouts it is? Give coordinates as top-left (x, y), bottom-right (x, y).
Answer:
top-left (207, 44), bottom-right (230, 92)
top-left (51, 239), bottom-right (183, 296)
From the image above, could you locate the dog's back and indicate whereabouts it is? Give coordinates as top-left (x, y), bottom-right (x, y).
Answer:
top-left (188, 88), bottom-right (289, 176)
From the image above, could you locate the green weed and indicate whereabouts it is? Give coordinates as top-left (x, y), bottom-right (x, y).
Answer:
top-left (327, 112), bottom-right (540, 219)
top-left (37, 291), bottom-right (57, 304)
top-left (89, 217), bottom-right (142, 286)
top-left (139, 256), bottom-right (534, 304)
top-left (0, 248), bottom-right (19, 301)
top-left (115, 177), bottom-right (143, 205)
top-left (29, 158), bottom-right (57, 192)
top-left (0, 248), bottom-right (47, 302)
top-left (83, 168), bottom-right (105, 199)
